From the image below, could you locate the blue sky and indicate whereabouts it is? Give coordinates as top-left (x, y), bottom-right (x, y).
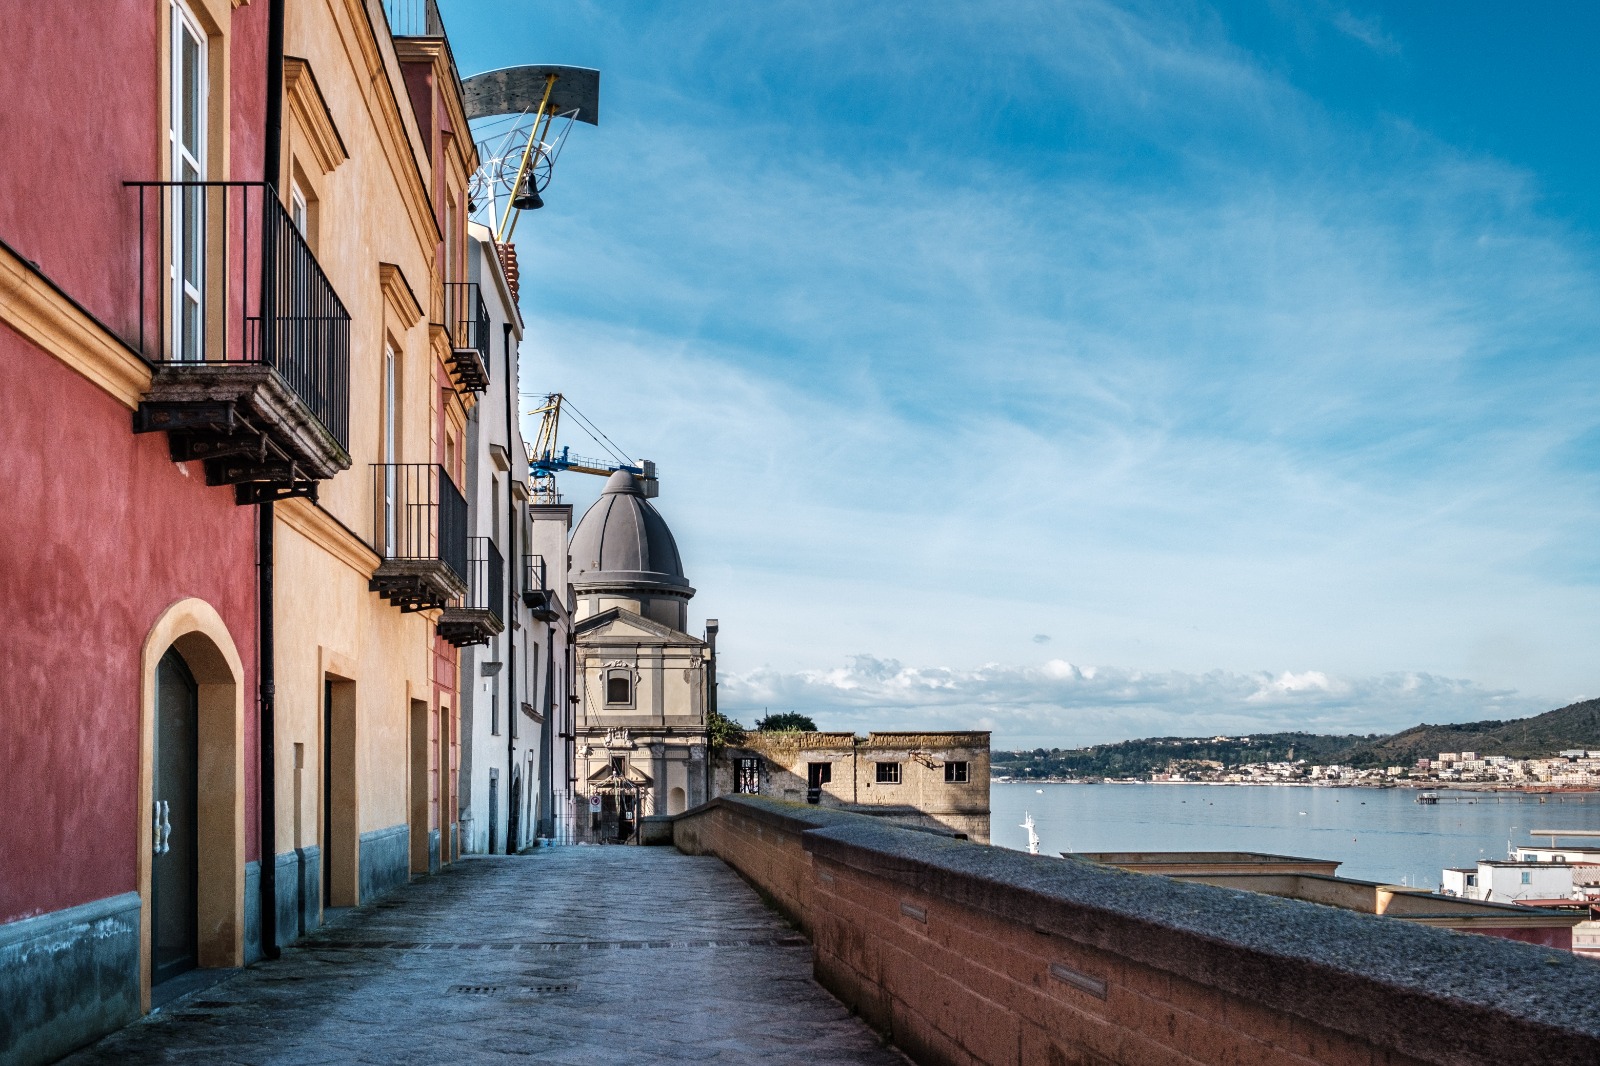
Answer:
top-left (444, 1), bottom-right (1600, 748)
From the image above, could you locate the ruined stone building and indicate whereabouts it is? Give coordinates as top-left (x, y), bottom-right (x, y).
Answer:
top-left (713, 731), bottom-right (992, 841)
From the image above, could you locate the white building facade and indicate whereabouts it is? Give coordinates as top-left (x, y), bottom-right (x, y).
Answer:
top-left (456, 226), bottom-right (545, 854)
top-left (1442, 861), bottom-right (1576, 904)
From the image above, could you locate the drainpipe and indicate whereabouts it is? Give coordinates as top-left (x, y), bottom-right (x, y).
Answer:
top-left (704, 620), bottom-right (718, 808)
top-left (258, 0), bottom-right (286, 961)
top-left (502, 321), bottom-right (519, 850)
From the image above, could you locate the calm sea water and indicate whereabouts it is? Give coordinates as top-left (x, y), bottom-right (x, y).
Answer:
top-left (991, 782), bottom-right (1600, 889)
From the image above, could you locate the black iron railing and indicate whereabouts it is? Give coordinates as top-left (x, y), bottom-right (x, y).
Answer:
top-left (126, 181), bottom-right (350, 449)
top-left (524, 554), bottom-right (547, 595)
top-left (461, 537), bottom-right (504, 623)
top-left (382, 0), bottom-right (445, 37)
top-left (372, 463), bottom-right (468, 582)
top-left (522, 553), bottom-right (557, 614)
top-left (445, 282), bottom-right (490, 369)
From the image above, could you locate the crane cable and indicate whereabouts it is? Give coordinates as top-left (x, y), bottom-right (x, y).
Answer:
top-left (560, 398), bottom-right (635, 468)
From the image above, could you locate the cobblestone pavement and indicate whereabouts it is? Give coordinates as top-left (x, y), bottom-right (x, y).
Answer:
top-left (63, 848), bottom-right (908, 1065)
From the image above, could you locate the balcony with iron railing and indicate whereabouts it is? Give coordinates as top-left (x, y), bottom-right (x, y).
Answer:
top-left (522, 553), bottom-right (559, 620)
top-left (443, 282), bottom-right (490, 394)
top-left (438, 537), bottom-right (505, 647)
top-left (369, 464), bottom-right (468, 612)
top-left (382, 0), bottom-right (446, 37)
top-left (126, 181), bottom-right (351, 504)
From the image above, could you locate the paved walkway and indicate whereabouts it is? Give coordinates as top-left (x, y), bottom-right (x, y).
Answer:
top-left (64, 848), bottom-right (907, 1065)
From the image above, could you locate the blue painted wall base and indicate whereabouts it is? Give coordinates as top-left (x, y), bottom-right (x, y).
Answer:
top-left (0, 893), bottom-right (141, 1066)
top-left (360, 825), bottom-right (411, 902)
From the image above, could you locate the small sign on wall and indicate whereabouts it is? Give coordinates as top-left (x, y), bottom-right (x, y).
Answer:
top-left (588, 793), bottom-right (602, 812)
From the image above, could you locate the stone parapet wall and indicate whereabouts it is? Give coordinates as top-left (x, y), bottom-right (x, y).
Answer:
top-left (674, 795), bottom-right (1600, 1066)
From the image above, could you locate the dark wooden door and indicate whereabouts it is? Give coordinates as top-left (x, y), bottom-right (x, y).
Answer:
top-left (323, 680), bottom-right (333, 908)
top-left (506, 766), bottom-right (522, 854)
top-left (488, 769), bottom-right (500, 854)
top-left (152, 649), bottom-right (199, 986)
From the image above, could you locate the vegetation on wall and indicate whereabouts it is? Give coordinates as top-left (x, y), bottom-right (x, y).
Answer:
top-left (707, 708), bottom-right (745, 749)
top-left (755, 712), bottom-right (818, 732)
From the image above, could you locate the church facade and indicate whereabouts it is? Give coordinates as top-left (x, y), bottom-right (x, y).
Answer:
top-left (569, 471), bottom-right (712, 842)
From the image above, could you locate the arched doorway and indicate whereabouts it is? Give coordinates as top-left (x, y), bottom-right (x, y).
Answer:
top-left (140, 599), bottom-right (245, 1009)
top-left (152, 649), bottom-right (199, 985)
top-left (507, 765), bottom-right (523, 853)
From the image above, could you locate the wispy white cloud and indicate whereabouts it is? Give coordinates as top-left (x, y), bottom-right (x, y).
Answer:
top-left (1329, 8), bottom-right (1401, 56)
top-left (461, 0), bottom-right (1600, 738)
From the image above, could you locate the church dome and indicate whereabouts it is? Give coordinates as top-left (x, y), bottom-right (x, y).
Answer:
top-left (569, 469), bottom-right (692, 594)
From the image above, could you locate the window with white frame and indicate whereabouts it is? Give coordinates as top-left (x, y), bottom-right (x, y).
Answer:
top-left (290, 184), bottom-right (309, 237)
top-left (169, 0), bottom-right (207, 361)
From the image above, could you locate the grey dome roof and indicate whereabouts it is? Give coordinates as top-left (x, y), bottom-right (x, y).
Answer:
top-left (569, 470), bottom-right (692, 594)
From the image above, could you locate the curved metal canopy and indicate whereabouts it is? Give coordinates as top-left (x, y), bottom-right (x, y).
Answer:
top-left (463, 65), bottom-right (601, 126)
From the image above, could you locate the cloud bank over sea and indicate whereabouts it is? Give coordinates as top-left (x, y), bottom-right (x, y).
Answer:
top-left (721, 656), bottom-right (1556, 750)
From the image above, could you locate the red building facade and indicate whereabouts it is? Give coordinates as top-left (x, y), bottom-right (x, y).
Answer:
top-left (0, 1), bottom-right (317, 1060)
top-left (1, 4), bottom-right (541, 1061)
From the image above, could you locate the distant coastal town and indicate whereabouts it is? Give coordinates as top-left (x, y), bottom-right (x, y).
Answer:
top-left (995, 745), bottom-right (1600, 790)
top-left (992, 699), bottom-right (1600, 790)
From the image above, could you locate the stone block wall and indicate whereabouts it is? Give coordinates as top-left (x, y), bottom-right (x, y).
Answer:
top-left (674, 796), bottom-right (1600, 1066)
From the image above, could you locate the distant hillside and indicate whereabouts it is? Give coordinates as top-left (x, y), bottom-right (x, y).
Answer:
top-left (993, 699), bottom-right (1600, 779)
top-left (993, 731), bottom-right (1367, 780)
top-left (1338, 699), bottom-right (1600, 768)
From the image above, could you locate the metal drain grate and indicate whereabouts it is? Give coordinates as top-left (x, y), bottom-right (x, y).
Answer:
top-left (449, 984), bottom-right (575, 996)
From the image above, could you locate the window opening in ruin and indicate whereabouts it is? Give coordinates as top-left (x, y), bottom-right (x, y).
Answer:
top-left (736, 758), bottom-right (760, 794)
top-left (875, 762), bottom-right (901, 784)
top-left (806, 762), bottom-right (831, 804)
top-left (944, 760), bottom-right (969, 783)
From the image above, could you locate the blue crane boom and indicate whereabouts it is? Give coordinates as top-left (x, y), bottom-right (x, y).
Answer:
top-left (526, 393), bottom-right (657, 500)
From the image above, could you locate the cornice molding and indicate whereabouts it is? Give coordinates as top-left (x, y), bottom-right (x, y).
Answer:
top-left (278, 497), bottom-right (380, 578)
top-left (391, 36), bottom-right (479, 177)
top-left (339, 0), bottom-right (441, 254)
top-left (284, 56), bottom-right (349, 175)
top-left (379, 262), bottom-right (424, 329)
top-left (0, 242), bottom-right (150, 409)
